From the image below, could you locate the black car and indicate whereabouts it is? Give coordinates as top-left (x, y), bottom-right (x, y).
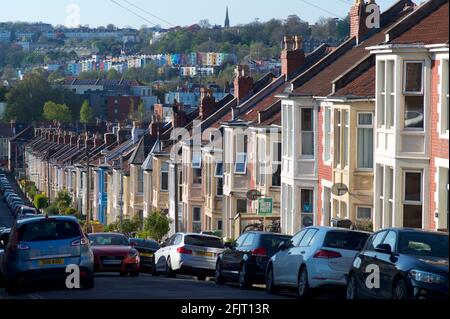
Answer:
top-left (129, 238), bottom-right (160, 273)
top-left (215, 231), bottom-right (291, 289)
top-left (0, 228), bottom-right (11, 285)
top-left (347, 228), bottom-right (448, 299)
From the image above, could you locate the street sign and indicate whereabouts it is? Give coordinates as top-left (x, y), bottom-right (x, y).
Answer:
top-left (258, 198), bottom-right (273, 216)
top-left (331, 183), bottom-right (349, 196)
top-left (246, 189), bottom-right (262, 201)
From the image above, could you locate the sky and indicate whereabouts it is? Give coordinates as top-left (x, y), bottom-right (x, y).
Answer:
top-left (0, 0), bottom-right (402, 29)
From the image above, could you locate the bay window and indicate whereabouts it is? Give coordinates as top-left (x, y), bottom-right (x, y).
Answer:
top-left (335, 110), bottom-right (348, 168)
top-left (441, 59), bottom-right (449, 134)
top-left (378, 60), bottom-right (395, 128)
top-left (234, 134), bottom-right (248, 174)
top-left (403, 61), bottom-right (424, 130)
top-left (137, 168), bottom-right (144, 194)
top-left (357, 113), bottom-right (374, 169)
top-left (343, 111), bottom-right (349, 167)
top-left (215, 162), bottom-right (224, 197)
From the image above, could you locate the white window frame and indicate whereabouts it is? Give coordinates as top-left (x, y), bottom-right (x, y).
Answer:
top-left (439, 58), bottom-right (449, 137)
top-left (356, 206), bottom-right (373, 221)
top-left (160, 162), bottom-right (169, 192)
top-left (403, 170), bottom-right (423, 206)
top-left (234, 152), bottom-right (248, 175)
top-left (214, 161), bottom-right (224, 178)
top-left (403, 61), bottom-right (424, 95)
top-left (300, 107), bottom-right (314, 158)
top-left (192, 151), bottom-right (202, 169)
top-left (271, 141), bottom-right (282, 187)
top-left (356, 112), bottom-right (374, 171)
top-left (324, 107), bottom-right (331, 163)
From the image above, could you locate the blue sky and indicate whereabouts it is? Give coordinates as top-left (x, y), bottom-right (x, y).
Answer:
top-left (1, 0), bottom-right (406, 28)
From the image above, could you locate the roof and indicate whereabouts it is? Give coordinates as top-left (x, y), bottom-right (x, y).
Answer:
top-left (390, 0), bottom-right (449, 45)
top-left (291, 0), bottom-right (414, 97)
top-left (129, 133), bottom-right (157, 165)
top-left (333, 64), bottom-right (376, 97)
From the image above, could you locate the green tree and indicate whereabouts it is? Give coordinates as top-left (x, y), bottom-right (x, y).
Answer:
top-left (54, 189), bottom-right (72, 214)
top-left (79, 100), bottom-right (94, 124)
top-left (143, 211), bottom-right (171, 242)
top-left (43, 101), bottom-right (73, 123)
top-left (106, 68), bottom-right (120, 80)
top-left (34, 193), bottom-right (49, 212)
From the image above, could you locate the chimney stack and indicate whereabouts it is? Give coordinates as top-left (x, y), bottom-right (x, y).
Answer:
top-left (233, 65), bottom-right (253, 104)
top-left (172, 101), bottom-right (187, 128)
top-left (350, 0), bottom-right (379, 44)
top-left (104, 133), bottom-right (116, 146)
top-left (70, 134), bottom-right (78, 146)
top-left (94, 133), bottom-right (103, 148)
top-left (281, 35), bottom-right (306, 80)
top-left (64, 132), bottom-right (71, 145)
top-left (149, 115), bottom-right (162, 137)
top-left (199, 88), bottom-right (217, 120)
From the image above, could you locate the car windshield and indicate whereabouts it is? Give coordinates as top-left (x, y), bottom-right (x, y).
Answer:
top-left (399, 232), bottom-right (449, 258)
top-left (18, 220), bottom-right (81, 242)
top-left (21, 209), bottom-right (37, 215)
top-left (324, 231), bottom-right (370, 251)
top-left (130, 239), bottom-right (159, 249)
top-left (89, 234), bottom-right (130, 246)
top-left (184, 235), bottom-right (224, 248)
top-left (261, 235), bottom-right (292, 251)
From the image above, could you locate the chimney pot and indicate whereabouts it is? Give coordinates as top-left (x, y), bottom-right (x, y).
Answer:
top-left (234, 65), bottom-right (253, 103)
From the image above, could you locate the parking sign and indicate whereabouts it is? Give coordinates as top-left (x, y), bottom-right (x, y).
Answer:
top-left (258, 198), bottom-right (273, 216)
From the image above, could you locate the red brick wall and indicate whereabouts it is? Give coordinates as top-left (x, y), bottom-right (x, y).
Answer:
top-left (428, 59), bottom-right (449, 230)
top-left (317, 107), bottom-right (333, 225)
top-left (107, 96), bottom-right (141, 122)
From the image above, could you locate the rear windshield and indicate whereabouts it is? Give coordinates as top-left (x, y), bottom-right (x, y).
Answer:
top-left (399, 232), bottom-right (449, 258)
top-left (184, 235), bottom-right (224, 248)
top-left (261, 235), bottom-right (292, 251)
top-left (324, 231), bottom-right (370, 251)
top-left (88, 234), bottom-right (130, 246)
top-left (18, 220), bottom-right (81, 242)
top-left (130, 239), bottom-right (160, 249)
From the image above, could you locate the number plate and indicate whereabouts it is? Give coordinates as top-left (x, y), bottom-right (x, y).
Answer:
top-left (39, 259), bottom-right (65, 266)
top-left (140, 253), bottom-right (153, 258)
top-left (102, 259), bottom-right (122, 265)
top-left (195, 251), bottom-right (213, 257)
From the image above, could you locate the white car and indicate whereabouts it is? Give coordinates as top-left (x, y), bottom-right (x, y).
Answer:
top-left (266, 227), bottom-right (371, 298)
top-left (154, 233), bottom-right (225, 280)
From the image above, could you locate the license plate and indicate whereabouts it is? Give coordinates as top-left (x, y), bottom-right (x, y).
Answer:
top-left (39, 258), bottom-right (65, 266)
top-left (102, 259), bottom-right (122, 265)
top-left (195, 251), bottom-right (213, 257)
top-left (140, 253), bottom-right (153, 258)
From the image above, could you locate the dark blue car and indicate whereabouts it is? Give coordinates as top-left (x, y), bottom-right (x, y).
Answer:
top-left (346, 228), bottom-right (448, 299)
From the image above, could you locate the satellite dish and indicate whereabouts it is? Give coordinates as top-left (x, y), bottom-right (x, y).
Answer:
top-left (331, 183), bottom-right (349, 197)
top-left (246, 189), bottom-right (262, 201)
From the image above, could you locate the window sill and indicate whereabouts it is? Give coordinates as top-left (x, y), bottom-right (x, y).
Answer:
top-left (401, 129), bottom-right (425, 135)
top-left (438, 131), bottom-right (449, 140)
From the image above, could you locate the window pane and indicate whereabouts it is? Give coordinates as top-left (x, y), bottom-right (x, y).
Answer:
top-left (383, 231), bottom-right (397, 252)
top-left (298, 229), bottom-right (318, 247)
top-left (358, 113), bottom-right (373, 125)
top-left (302, 108), bottom-right (313, 131)
top-left (343, 111), bottom-right (349, 166)
top-left (404, 62), bottom-right (423, 93)
top-left (193, 208), bottom-right (201, 221)
top-left (302, 132), bottom-right (314, 156)
top-left (217, 177), bottom-right (223, 196)
top-left (324, 108), bottom-right (331, 161)
top-left (161, 172), bottom-right (169, 191)
top-left (404, 96), bottom-right (424, 129)
top-left (237, 199), bottom-right (247, 213)
top-left (357, 128), bottom-right (373, 168)
top-left (357, 207), bottom-right (372, 220)
top-left (215, 162), bottom-right (223, 177)
top-left (301, 189), bottom-right (313, 213)
top-left (272, 164), bottom-right (281, 187)
top-left (405, 172), bottom-right (421, 202)
top-left (403, 205), bottom-right (422, 229)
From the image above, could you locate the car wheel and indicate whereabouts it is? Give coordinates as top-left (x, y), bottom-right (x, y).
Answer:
top-left (238, 263), bottom-right (251, 290)
top-left (392, 279), bottom-right (408, 300)
top-left (82, 276), bottom-right (95, 290)
top-left (165, 257), bottom-right (176, 278)
top-left (197, 274), bottom-right (207, 281)
top-left (151, 261), bottom-right (158, 276)
top-left (215, 261), bottom-right (226, 285)
top-left (266, 264), bottom-right (279, 294)
top-left (297, 267), bottom-right (311, 299)
top-left (346, 273), bottom-right (358, 300)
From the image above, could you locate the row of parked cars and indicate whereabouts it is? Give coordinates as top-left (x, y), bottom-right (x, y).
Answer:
top-left (1, 174), bottom-right (38, 219)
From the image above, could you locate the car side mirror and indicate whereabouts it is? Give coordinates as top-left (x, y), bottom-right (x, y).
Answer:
top-left (160, 241), bottom-right (166, 248)
top-left (0, 240), bottom-right (4, 249)
top-left (278, 241), bottom-right (287, 252)
top-left (375, 244), bottom-right (393, 255)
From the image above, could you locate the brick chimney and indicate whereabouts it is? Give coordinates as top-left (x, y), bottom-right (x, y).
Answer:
top-left (70, 134), bottom-right (78, 146)
top-left (64, 132), bottom-right (71, 145)
top-left (149, 116), bottom-right (162, 137)
top-left (199, 88), bottom-right (217, 120)
top-left (77, 135), bottom-right (84, 149)
top-left (104, 133), bottom-right (116, 146)
top-left (350, 0), bottom-right (379, 44)
top-left (85, 135), bottom-right (94, 149)
top-left (172, 101), bottom-right (187, 128)
top-left (117, 126), bottom-right (131, 144)
top-left (281, 35), bottom-right (306, 80)
top-left (94, 133), bottom-right (103, 148)
top-left (234, 65), bottom-right (253, 104)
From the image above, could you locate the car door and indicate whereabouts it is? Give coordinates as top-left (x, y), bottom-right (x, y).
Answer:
top-left (377, 231), bottom-right (399, 299)
top-left (273, 230), bottom-right (307, 285)
top-left (222, 233), bottom-right (247, 277)
top-left (156, 235), bottom-right (175, 271)
top-left (357, 231), bottom-right (388, 299)
top-left (231, 233), bottom-right (256, 279)
top-left (285, 229), bottom-right (320, 285)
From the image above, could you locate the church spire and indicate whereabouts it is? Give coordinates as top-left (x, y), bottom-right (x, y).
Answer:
top-left (224, 6), bottom-right (230, 28)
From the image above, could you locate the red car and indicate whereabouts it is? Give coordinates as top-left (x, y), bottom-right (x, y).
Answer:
top-left (87, 233), bottom-right (140, 276)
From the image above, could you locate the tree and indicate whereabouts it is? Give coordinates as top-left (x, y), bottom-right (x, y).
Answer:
top-left (54, 189), bottom-right (72, 214)
top-left (43, 101), bottom-right (73, 123)
top-left (143, 211), bottom-right (171, 242)
top-left (79, 100), bottom-right (94, 124)
top-left (107, 68), bottom-right (120, 80)
top-left (34, 193), bottom-right (49, 212)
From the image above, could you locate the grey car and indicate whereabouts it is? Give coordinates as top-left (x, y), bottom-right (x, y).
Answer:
top-left (3, 216), bottom-right (94, 293)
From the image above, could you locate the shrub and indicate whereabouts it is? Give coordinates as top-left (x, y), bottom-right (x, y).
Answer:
top-left (143, 211), bottom-right (171, 242)
top-left (64, 207), bottom-right (79, 217)
top-left (356, 220), bottom-right (374, 232)
top-left (33, 193), bottom-right (48, 211)
top-left (45, 204), bottom-right (59, 215)
top-left (55, 189), bottom-right (72, 213)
